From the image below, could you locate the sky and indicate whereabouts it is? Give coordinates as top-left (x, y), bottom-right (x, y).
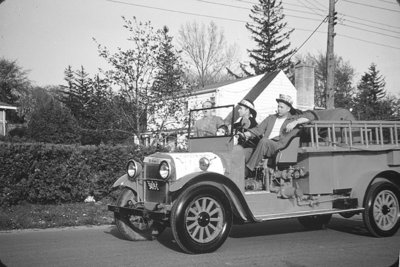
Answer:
top-left (1, 0), bottom-right (399, 95)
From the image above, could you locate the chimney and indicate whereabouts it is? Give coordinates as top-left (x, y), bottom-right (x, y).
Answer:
top-left (295, 63), bottom-right (315, 110)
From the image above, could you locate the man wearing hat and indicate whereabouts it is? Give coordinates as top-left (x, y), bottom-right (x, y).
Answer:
top-left (234, 99), bottom-right (258, 131)
top-left (193, 100), bottom-right (225, 137)
top-left (243, 94), bottom-right (315, 175)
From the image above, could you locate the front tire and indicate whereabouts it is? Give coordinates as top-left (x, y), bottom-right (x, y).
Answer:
top-left (363, 181), bottom-right (400, 237)
top-left (171, 184), bottom-right (232, 254)
top-left (115, 188), bottom-right (164, 241)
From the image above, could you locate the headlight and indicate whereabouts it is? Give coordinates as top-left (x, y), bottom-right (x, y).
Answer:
top-left (126, 160), bottom-right (142, 181)
top-left (159, 161), bottom-right (171, 180)
top-left (199, 157), bottom-right (210, 171)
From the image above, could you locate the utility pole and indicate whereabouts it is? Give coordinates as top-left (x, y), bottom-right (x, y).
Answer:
top-left (326, 0), bottom-right (337, 109)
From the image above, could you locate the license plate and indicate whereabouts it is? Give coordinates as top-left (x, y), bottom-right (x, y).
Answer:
top-left (146, 180), bottom-right (160, 191)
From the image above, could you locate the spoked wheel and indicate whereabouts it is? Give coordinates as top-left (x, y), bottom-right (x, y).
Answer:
top-left (171, 184), bottom-right (232, 254)
top-left (363, 181), bottom-right (400, 237)
top-left (115, 188), bottom-right (165, 241)
top-left (298, 214), bottom-right (332, 230)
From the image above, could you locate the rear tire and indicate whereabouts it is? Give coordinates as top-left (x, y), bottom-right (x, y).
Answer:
top-left (171, 184), bottom-right (232, 254)
top-left (298, 214), bottom-right (332, 230)
top-left (115, 188), bottom-right (164, 241)
top-left (363, 181), bottom-right (400, 237)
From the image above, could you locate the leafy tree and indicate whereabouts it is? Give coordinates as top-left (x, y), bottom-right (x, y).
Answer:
top-left (26, 87), bottom-right (80, 144)
top-left (0, 58), bottom-right (31, 123)
top-left (149, 26), bottom-right (191, 144)
top-left (0, 58), bottom-right (30, 104)
top-left (94, 17), bottom-right (189, 145)
top-left (243, 0), bottom-right (295, 75)
top-left (178, 21), bottom-right (238, 87)
top-left (353, 63), bottom-right (390, 120)
top-left (303, 53), bottom-right (356, 109)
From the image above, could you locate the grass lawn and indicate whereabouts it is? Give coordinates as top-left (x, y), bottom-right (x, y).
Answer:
top-left (0, 200), bottom-right (115, 231)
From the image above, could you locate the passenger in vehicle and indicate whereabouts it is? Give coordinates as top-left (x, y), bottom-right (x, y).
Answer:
top-left (193, 100), bottom-right (225, 137)
top-left (233, 99), bottom-right (258, 131)
top-left (216, 125), bottom-right (229, 136)
top-left (243, 94), bottom-right (315, 176)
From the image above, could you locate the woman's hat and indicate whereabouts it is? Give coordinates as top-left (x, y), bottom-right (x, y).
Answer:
top-left (276, 94), bottom-right (294, 109)
top-left (238, 99), bottom-right (257, 118)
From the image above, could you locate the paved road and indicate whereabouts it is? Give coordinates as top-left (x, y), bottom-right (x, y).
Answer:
top-left (1, 215), bottom-right (399, 267)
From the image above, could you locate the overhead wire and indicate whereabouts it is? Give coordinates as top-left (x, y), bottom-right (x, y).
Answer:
top-left (376, 0), bottom-right (399, 5)
top-left (339, 23), bottom-right (400, 39)
top-left (289, 16), bottom-right (329, 60)
top-left (301, 0), bottom-right (327, 16)
top-left (105, 0), bottom-right (400, 50)
top-left (337, 33), bottom-right (400, 50)
top-left (341, 0), bottom-right (400, 13)
top-left (197, 0), bottom-right (325, 21)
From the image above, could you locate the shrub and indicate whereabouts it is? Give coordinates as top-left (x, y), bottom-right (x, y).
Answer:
top-left (0, 142), bottom-right (166, 206)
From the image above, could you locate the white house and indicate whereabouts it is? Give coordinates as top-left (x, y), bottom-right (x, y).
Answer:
top-left (144, 64), bottom-right (315, 148)
top-left (0, 102), bottom-right (17, 136)
top-left (188, 66), bottom-right (314, 123)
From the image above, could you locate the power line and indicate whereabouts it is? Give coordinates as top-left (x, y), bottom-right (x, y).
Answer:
top-left (105, 0), bottom-right (248, 23)
top-left (308, 0), bottom-right (328, 10)
top-left (339, 11), bottom-right (400, 30)
top-left (290, 16), bottom-right (328, 59)
top-left (339, 22), bottom-right (400, 39)
top-left (376, 0), bottom-right (399, 5)
top-left (302, 0), bottom-right (326, 16)
top-left (343, 17), bottom-right (400, 35)
top-left (341, 0), bottom-right (400, 13)
top-left (197, 0), bottom-right (325, 22)
top-left (337, 33), bottom-right (400, 50)
top-left (105, 0), bottom-right (399, 51)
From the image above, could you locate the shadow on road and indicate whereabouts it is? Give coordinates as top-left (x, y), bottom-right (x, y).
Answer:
top-left (229, 218), bottom-right (307, 238)
top-left (103, 225), bottom-right (183, 253)
top-left (229, 216), bottom-right (371, 239)
top-left (327, 216), bottom-right (371, 237)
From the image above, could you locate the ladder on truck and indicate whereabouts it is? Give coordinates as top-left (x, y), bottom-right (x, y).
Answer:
top-left (302, 120), bottom-right (400, 149)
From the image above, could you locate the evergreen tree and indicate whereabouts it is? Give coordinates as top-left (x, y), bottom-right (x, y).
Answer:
top-left (61, 66), bottom-right (94, 128)
top-left (27, 88), bottom-right (80, 144)
top-left (354, 63), bottom-right (389, 120)
top-left (244, 0), bottom-right (295, 75)
top-left (150, 26), bottom-right (190, 141)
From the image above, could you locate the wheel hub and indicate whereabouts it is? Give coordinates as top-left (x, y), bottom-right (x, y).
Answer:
top-left (197, 212), bottom-right (210, 227)
top-left (382, 205), bottom-right (390, 215)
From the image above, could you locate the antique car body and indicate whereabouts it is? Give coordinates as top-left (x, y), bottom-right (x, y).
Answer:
top-left (108, 105), bottom-right (400, 254)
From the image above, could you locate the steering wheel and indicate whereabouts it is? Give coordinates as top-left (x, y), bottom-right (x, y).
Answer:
top-left (237, 128), bottom-right (261, 148)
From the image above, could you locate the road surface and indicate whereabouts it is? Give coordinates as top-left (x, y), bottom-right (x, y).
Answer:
top-left (1, 215), bottom-right (399, 267)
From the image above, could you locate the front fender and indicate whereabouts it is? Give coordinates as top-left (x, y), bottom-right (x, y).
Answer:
top-left (112, 174), bottom-right (137, 191)
top-left (170, 172), bottom-right (257, 223)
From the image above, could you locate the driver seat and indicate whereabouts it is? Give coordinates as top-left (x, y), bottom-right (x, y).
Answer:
top-left (274, 136), bottom-right (300, 166)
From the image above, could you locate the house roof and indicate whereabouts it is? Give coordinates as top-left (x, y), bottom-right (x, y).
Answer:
top-left (0, 101), bottom-right (17, 110)
top-left (191, 76), bottom-right (255, 96)
top-left (191, 71), bottom-right (281, 98)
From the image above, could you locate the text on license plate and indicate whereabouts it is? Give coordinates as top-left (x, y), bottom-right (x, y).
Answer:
top-left (146, 180), bottom-right (160, 191)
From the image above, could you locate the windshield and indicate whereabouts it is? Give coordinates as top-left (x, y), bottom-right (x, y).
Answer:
top-left (189, 105), bottom-right (234, 138)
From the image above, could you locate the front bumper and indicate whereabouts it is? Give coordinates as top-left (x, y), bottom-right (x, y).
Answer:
top-left (108, 205), bottom-right (170, 221)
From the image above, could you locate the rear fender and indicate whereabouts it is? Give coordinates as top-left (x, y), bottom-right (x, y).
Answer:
top-left (170, 172), bottom-right (257, 223)
top-left (350, 170), bottom-right (400, 206)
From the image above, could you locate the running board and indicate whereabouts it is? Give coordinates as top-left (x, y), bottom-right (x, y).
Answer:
top-left (254, 208), bottom-right (364, 221)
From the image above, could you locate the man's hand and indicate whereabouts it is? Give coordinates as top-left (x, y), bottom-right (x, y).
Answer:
top-left (285, 120), bottom-right (298, 132)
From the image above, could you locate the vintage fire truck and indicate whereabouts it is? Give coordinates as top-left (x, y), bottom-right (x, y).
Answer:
top-left (108, 105), bottom-right (400, 254)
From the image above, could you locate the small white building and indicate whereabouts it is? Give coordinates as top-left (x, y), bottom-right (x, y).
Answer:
top-left (0, 102), bottom-right (17, 136)
top-left (144, 65), bottom-right (315, 148)
top-left (188, 66), bottom-right (314, 123)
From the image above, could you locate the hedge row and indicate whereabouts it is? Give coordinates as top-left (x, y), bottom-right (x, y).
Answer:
top-left (0, 142), bottom-right (166, 206)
